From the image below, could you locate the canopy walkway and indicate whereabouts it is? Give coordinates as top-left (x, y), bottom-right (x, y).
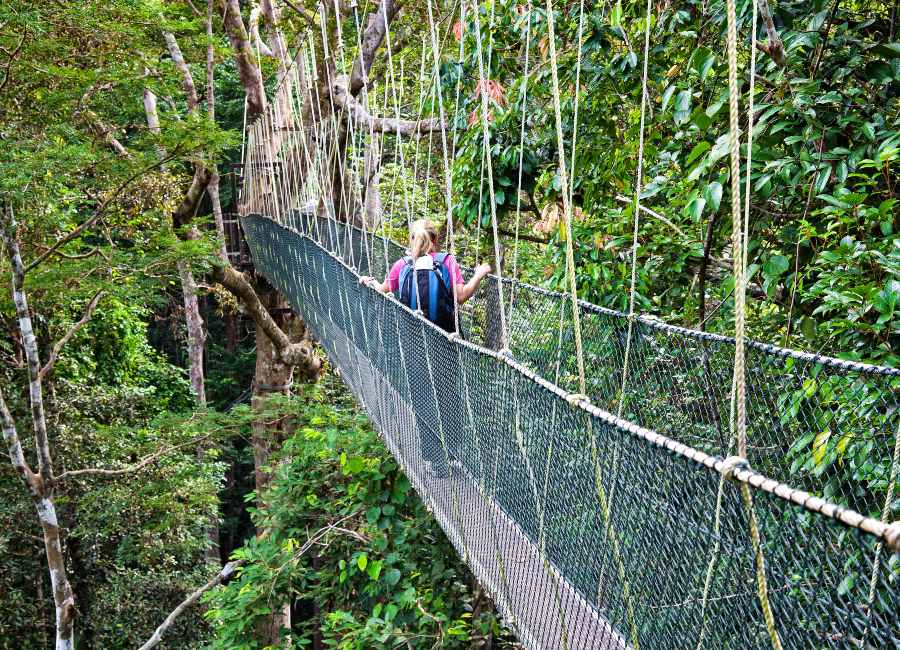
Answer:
top-left (232, 2), bottom-right (900, 646)
top-left (238, 208), bottom-right (900, 649)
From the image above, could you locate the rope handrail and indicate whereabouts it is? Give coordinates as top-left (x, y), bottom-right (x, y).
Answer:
top-left (242, 210), bottom-right (900, 649)
top-left (294, 210), bottom-right (900, 379)
top-left (250, 211), bottom-right (900, 553)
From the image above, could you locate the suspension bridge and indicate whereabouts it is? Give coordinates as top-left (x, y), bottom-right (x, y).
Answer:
top-left (231, 1), bottom-right (900, 647)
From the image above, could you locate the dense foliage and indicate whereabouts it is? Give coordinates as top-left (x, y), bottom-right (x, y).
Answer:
top-left (446, 0), bottom-right (898, 365)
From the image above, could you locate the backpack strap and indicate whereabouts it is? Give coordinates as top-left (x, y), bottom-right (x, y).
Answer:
top-left (432, 252), bottom-right (453, 288)
top-left (428, 268), bottom-right (439, 321)
top-left (396, 258), bottom-right (416, 309)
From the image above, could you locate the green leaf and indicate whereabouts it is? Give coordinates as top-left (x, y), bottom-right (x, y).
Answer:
top-left (709, 132), bottom-right (731, 165)
top-left (873, 42), bottom-right (900, 59)
top-left (691, 107), bottom-right (712, 131)
top-left (357, 554), bottom-right (368, 571)
top-left (807, 9), bottom-right (829, 32)
top-left (661, 85), bottom-right (676, 112)
top-left (686, 196), bottom-right (706, 221)
top-left (610, 0), bottom-right (622, 28)
top-left (705, 99), bottom-right (725, 117)
top-left (763, 254), bottom-right (790, 278)
top-left (818, 194), bottom-right (852, 209)
top-left (690, 47), bottom-right (715, 81)
top-left (685, 141), bottom-right (710, 166)
top-left (835, 160), bottom-right (848, 183)
top-left (812, 431), bottom-right (831, 466)
top-left (385, 568), bottom-right (402, 586)
top-left (837, 574), bottom-right (856, 596)
top-left (800, 316), bottom-right (817, 340)
top-left (815, 165), bottom-right (831, 194)
top-left (866, 60), bottom-right (895, 83)
top-left (704, 181), bottom-right (723, 212)
top-left (673, 89), bottom-right (692, 126)
top-left (861, 122), bottom-right (876, 141)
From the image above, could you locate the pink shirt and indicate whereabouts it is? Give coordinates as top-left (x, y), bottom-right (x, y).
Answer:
top-left (386, 253), bottom-right (464, 293)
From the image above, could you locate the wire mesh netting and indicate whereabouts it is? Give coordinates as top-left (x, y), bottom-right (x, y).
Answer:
top-left (241, 211), bottom-right (899, 650)
top-left (285, 209), bottom-right (900, 520)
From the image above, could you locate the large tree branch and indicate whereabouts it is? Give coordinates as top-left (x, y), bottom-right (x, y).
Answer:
top-left (0, 30), bottom-right (26, 98)
top-left (756, 0), bottom-right (786, 67)
top-left (349, 0), bottom-right (401, 96)
top-left (331, 76), bottom-right (444, 137)
top-left (39, 290), bottom-right (104, 381)
top-left (213, 263), bottom-right (320, 371)
top-left (249, 5), bottom-right (275, 58)
top-left (281, 0), bottom-right (318, 31)
top-left (138, 560), bottom-right (244, 650)
top-left (139, 515), bottom-right (361, 650)
top-left (81, 109), bottom-right (131, 158)
top-left (2, 206), bottom-right (77, 646)
top-left (55, 434), bottom-right (211, 481)
top-left (163, 32), bottom-right (200, 114)
top-left (498, 227), bottom-right (548, 245)
top-left (0, 386), bottom-right (38, 494)
top-left (218, 0), bottom-right (266, 119)
top-left (173, 165), bottom-right (212, 227)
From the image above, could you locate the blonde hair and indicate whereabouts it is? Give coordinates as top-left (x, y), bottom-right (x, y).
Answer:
top-left (409, 219), bottom-right (438, 258)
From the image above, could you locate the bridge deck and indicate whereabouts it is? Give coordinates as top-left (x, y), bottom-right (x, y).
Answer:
top-left (332, 322), bottom-right (627, 650)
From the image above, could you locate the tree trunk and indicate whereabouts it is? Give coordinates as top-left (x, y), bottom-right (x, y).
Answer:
top-left (209, 172), bottom-right (229, 261)
top-left (249, 281), bottom-right (297, 646)
top-left (362, 132), bottom-right (383, 230)
top-left (1, 209), bottom-right (76, 649)
top-left (178, 260), bottom-right (207, 406)
top-left (219, 0), bottom-right (266, 120)
top-left (40, 495), bottom-right (76, 650)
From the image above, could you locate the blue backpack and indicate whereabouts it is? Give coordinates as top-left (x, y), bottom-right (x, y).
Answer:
top-left (396, 253), bottom-right (457, 333)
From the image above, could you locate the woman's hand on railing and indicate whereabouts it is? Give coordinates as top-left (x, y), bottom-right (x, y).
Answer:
top-left (359, 276), bottom-right (387, 292)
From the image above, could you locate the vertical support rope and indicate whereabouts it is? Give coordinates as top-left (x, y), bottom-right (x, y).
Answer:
top-left (545, 0), bottom-right (585, 394)
top-left (724, 0), bottom-right (782, 646)
top-left (863, 419), bottom-right (900, 642)
top-left (545, 1), bottom-right (640, 647)
top-left (507, 3), bottom-right (532, 328)
top-left (425, 0), bottom-right (462, 330)
top-left (472, 6), bottom-right (508, 350)
top-left (617, 0), bottom-right (652, 419)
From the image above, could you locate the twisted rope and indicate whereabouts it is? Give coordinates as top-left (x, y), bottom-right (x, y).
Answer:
top-left (617, 0), bottom-right (652, 419)
top-left (472, 4), bottom-right (508, 350)
top-left (724, 0), bottom-right (782, 646)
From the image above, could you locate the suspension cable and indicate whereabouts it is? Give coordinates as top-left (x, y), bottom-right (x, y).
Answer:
top-left (472, 1), bottom-right (508, 350)
top-left (507, 3), bottom-right (533, 329)
top-left (724, 0), bottom-right (782, 644)
top-left (617, 0), bottom-right (653, 418)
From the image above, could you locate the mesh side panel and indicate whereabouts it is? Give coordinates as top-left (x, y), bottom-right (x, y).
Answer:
top-left (243, 214), bottom-right (900, 650)
top-left (281, 210), bottom-right (900, 520)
